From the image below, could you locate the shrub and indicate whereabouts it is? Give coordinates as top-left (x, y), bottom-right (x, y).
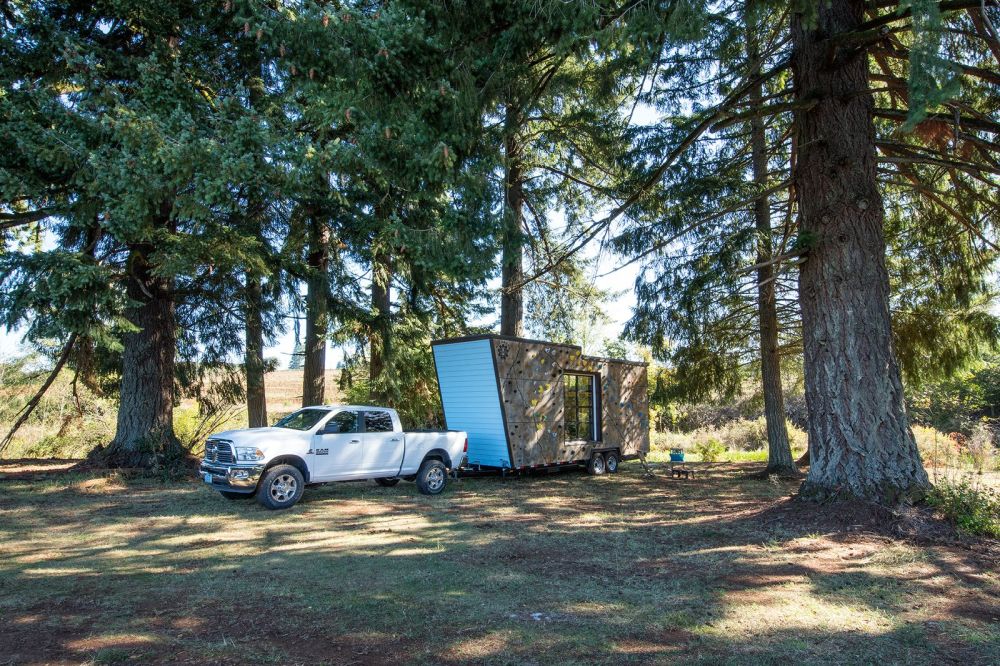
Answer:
top-left (719, 418), bottom-right (769, 451)
top-left (927, 478), bottom-right (1000, 538)
top-left (912, 424), bottom-right (960, 468)
top-left (650, 429), bottom-right (692, 452)
top-left (965, 422), bottom-right (997, 472)
top-left (692, 438), bottom-right (726, 462)
top-left (786, 420), bottom-right (808, 453)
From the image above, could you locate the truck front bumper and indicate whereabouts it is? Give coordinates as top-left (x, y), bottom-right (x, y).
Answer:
top-left (199, 462), bottom-right (264, 494)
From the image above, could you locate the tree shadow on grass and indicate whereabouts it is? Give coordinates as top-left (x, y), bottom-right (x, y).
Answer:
top-left (0, 464), bottom-right (997, 665)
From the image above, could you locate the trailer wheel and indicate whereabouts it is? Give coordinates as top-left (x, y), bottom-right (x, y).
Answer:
top-left (416, 459), bottom-right (448, 495)
top-left (587, 453), bottom-right (606, 475)
top-left (605, 451), bottom-right (620, 473)
top-left (374, 477), bottom-right (400, 487)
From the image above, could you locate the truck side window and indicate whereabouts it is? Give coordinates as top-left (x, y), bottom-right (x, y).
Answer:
top-left (364, 411), bottom-right (394, 433)
top-left (324, 411), bottom-right (358, 434)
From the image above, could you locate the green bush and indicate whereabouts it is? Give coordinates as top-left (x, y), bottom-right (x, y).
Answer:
top-left (927, 478), bottom-right (1000, 538)
top-left (692, 438), bottom-right (726, 462)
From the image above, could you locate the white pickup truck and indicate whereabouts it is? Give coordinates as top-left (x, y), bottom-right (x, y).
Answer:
top-left (199, 405), bottom-right (467, 509)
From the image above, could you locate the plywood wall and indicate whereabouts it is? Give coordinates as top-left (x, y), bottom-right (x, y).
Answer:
top-left (491, 338), bottom-right (649, 468)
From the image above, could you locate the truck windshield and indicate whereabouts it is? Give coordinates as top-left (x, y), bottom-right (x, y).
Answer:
top-left (273, 409), bottom-right (331, 431)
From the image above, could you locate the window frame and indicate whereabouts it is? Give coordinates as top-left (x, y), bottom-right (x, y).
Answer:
top-left (563, 372), bottom-right (600, 442)
top-left (321, 409), bottom-right (360, 434)
top-left (363, 410), bottom-right (395, 433)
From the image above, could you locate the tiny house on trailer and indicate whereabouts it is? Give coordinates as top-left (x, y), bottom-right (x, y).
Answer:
top-left (432, 335), bottom-right (649, 472)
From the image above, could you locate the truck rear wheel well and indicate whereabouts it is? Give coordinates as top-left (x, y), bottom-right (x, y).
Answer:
top-left (264, 455), bottom-right (310, 483)
top-left (421, 449), bottom-right (452, 469)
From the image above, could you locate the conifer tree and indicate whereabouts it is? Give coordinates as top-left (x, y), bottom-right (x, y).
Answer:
top-left (1, 1), bottom-right (274, 466)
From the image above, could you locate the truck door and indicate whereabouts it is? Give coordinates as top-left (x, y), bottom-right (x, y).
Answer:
top-left (362, 410), bottom-right (405, 477)
top-left (311, 409), bottom-right (365, 481)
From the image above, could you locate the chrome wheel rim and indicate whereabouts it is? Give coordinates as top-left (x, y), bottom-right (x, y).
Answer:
top-left (426, 466), bottom-right (445, 491)
top-left (593, 456), bottom-right (605, 473)
top-left (270, 474), bottom-right (297, 502)
top-left (606, 456), bottom-right (618, 472)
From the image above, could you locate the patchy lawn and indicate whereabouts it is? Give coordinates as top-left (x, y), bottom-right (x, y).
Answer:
top-left (0, 461), bottom-right (997, 665)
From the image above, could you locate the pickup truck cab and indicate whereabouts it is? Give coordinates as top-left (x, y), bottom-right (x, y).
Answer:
top-left (199, 405), bottom-right (467, 509)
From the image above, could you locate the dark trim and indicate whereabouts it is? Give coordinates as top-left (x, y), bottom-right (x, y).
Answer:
top-left (432, 333), bottom-right (582, 352)
top-left (430, 334), bottom-right (647, 366)
top-left (430, 346), bottom-right (448, 430)
top-left (360, 409), bottom-right (395, 434)
top-left (581, 354), bottom-right (649, 367)
top-left (562, 371), bottom-right (601, 442)
top-left (488, 338), bottom-right (515, 469)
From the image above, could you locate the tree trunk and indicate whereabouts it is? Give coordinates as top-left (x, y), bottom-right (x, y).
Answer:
top-left (500, 106), bottom-right (524, 337)
top-left (302, 216), bottom-right (329, 407)
top-left (245, 277), bottom-right (267, 427)
top-left (242, 49), bottom-right (268, 427)
top-left (792, 0), bottom-right (929, 503)
top-left (370, 247), bottom-right (392, 403)
top-left (99, 242), bottom-right (183, 468)
top-left (748, 15), bottom-right (796, 478)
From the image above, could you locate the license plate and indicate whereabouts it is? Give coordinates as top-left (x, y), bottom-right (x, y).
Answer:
top-left (203, 472), bottom-right (213, 484)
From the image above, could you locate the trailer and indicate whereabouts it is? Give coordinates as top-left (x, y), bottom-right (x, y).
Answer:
top-left (431, 334), bottom-right (649, 473)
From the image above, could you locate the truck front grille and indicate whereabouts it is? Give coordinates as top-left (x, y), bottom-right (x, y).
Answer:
top-left (204, 439), bottom-right (234, 464)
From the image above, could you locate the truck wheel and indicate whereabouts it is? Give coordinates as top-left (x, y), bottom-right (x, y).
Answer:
top-left (415, 459), bottom-right (447, 495)
top-left (256, 464), bottom-right (305, 510)
top-left (587, 453), bottom-right (606, 475)
top-left (605, 451), bottom-right (620, 473)
top-left (219, 491), bottom-right (253, 500)
top-left (374, 477), bottom-right (400, 487)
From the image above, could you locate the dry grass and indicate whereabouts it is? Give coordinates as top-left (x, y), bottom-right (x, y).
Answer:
top-left (260, 369), bottom-right (341, 415)
top-left (1, 460), bottom-right (997, 665)
top-left (1, 369), bottom-right (341, 458)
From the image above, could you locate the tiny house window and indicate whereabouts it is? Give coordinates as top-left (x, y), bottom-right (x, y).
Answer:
top-left (564, 373), bottom-right (597, 441)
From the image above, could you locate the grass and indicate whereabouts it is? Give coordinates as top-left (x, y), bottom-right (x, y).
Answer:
top-left (0, 368), bottom-right (340, 459)
top-left (1, 461), bottom-right (998, 665)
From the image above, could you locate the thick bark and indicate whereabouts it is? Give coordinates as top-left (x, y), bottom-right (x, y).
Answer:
top-left (100, 242), bottom-right (183, 468)
top-left (748, 17), bottom-right (797, 478)
top-left (302, 217), bottom-right (329, 407)
top-left (245, 277), bottom-right (267, 428)
top-left (369, 247), bottom-right (392, 403)
top-left (792, 0), bottom-right (929, 503)
top-left (500, 107), bottom-right (525, 337)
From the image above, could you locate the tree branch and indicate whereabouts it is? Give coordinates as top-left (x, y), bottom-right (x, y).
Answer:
top-left (0, 333), bottom-right (78, 455)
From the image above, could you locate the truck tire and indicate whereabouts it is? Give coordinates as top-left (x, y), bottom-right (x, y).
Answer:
top-left (219, 490), bottom-right (253, 500)
top-left (587, 453), bottom-right (606, 475)
top-left (374, 477), bottom-right (400, 487)
top-left (256, 464), bottom-right (305, 510)
top-left (415, 459), bottom-right (447, 495)
top-left (605, 451), bottom-right (620, 473)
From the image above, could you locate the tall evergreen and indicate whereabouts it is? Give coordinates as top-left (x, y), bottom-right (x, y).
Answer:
top-left (1, 1), bottom-right (270, 467)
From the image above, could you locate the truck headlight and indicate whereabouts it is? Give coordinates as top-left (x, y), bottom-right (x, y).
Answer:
top-left (236, 447), bottom-right (265, 461)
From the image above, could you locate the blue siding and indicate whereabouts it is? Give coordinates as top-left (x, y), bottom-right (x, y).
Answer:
top-left (433, 340), bottom-right (511, 468)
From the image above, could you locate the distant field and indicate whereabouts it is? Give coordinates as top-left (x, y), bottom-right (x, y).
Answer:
top-left (0, 367), bottom-right (342, 458)
top-left (261, 369), bottom-right (341, 415)
top-left (0, 460), bottom-right (997, 665)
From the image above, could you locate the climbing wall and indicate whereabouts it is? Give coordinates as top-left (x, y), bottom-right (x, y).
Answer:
top-left (491, 338), bottom-right (649, 468)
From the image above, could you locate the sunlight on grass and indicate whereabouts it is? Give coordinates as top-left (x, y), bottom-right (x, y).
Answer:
top-left (1, 462), bottom-right (997, 665)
